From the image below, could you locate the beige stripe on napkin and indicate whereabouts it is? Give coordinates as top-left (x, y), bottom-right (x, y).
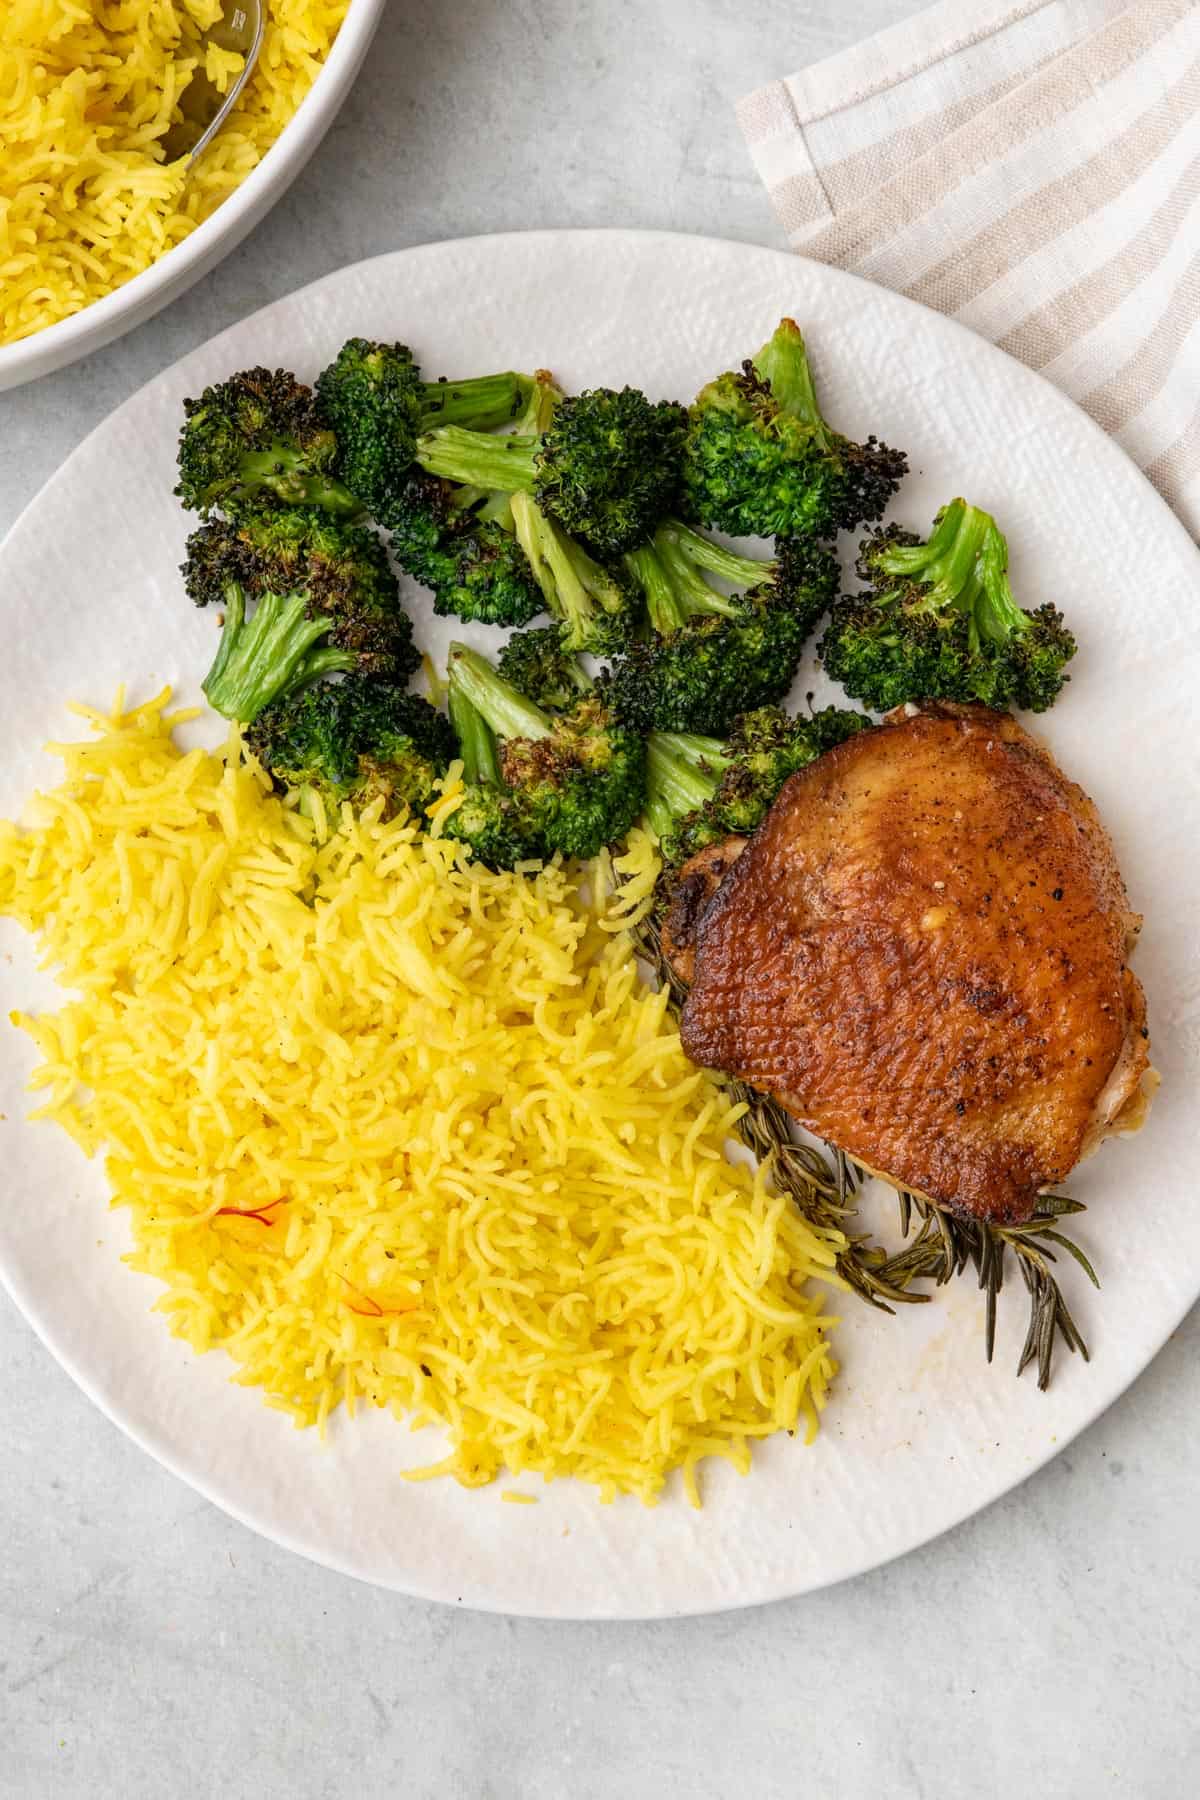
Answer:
top-left (738, 0), bottom-right (1200, 536)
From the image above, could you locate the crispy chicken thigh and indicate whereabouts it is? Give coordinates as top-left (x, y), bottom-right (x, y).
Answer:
top-left (668, 703), bottom-right (1151, 1224)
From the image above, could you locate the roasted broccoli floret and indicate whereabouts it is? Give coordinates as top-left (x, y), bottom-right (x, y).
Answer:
top-left (600, 524), bottom-right (838, 735)
top-left (681, 319), bottom-right (907, 539)
top-left (314, 337), bottom-right (528, 525)
top-left (245, 676), bottom-right (455, 821)
top-left (389, 473), bottom-right (544, 626)
top-left (176, 367), bottom-right (361, 520)
top-left (707, 704), bottom-right (870, 831)
top-left (386, 373), bottom-right (560, 626)
top-left (530, 386), bottom-right (687, 557)
top-left (508, 492), bottom-right (639, 654)
top-left (444, 682), bottom-right (545, 870)
top-left (819, 499), bottom-right (1077, 713)
top-left (184, 508), bottom-right (418, 723)
top-left (416, 385), bottom-right (687, 557)
top-left (642, 731), bottom-right (731, 868)
top-left (497, 627), bottom-right (593, 712)
top-left (446, 644), bottom-right (645, 863)
top-left (644, 705), bottom-right (870, 866)
top-left (182, 509), bottom-right (397, 618)
top-left (200, 555), bottom-right (420, 725)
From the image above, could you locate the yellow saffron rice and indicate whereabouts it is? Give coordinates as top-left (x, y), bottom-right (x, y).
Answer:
top-left (1, 1), bottom-right (349, 347)
top-left (0, 692), bottom-right (842, 1506)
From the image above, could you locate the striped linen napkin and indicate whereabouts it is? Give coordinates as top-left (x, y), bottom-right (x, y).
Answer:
top-left (737, 0), bottom-right (1200, 536)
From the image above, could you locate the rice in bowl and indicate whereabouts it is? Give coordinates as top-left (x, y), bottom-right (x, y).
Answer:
top-left (0, 1), bottom-right (350, 348)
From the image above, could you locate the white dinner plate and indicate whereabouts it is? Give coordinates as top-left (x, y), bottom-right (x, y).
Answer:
top-left (1, 232), bottom-right (1197, 1618)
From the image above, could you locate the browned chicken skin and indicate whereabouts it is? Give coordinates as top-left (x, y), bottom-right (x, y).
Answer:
top-left (668, 703), bottom-right (1151, 1224)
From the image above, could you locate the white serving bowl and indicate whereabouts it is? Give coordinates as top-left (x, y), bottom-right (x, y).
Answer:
top-left (0, 0), bottom-right (386, 393)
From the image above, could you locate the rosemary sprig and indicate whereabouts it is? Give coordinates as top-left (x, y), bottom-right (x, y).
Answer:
top-left (630, 893), bottom-right (1099, 1388)
top-left (878, 1187), bottom-right (1097, 1390)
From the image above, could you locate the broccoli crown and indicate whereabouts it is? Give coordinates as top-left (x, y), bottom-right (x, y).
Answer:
top-left (532, 386), bottom-right (687, 557)
top-left (183, 509), bottom-right (395, 615)
top-left (246, 676), bottom-right (455, 820)
top-left (510, 492), bottom-right (639, 655)
top-left (443, 783), bottom-right (543, 870)
top-left (819, 501), bottom-right (1077, 713)
top-left (317, 339), bottom-right (528, 526)
top-left (448, 646), bottom-right (646, 862)
top-left (681, 319), bottom-right (907, 539)
top-left (599, 601), bottom-right (806, 737)
top-left (175, 367), bottom-right (360, 520)
top-left (605, 531), bottom-right (839, 736)
top-left (496, 627), bottom-right (592, 712)
top-left (644, 705), bottom-right (870, 867)
top-left (709, 704), bottom-right (869, 832)
top-left (389, 473), bottom-right (543, 627)
top-left (316, 339), bottom-right (426, 524)
top-left (416, 382), bottom-right (686, 564)
top-left (499, 696), bottom-right (647, 862)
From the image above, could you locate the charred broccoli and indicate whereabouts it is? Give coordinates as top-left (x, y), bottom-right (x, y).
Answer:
top-left (245, 676), bottom-right (455, 821)
top-left (644, 705), bottom-right (870, 866)
top-left (176, 367), bottom-right (361, 520)
top-left (386, 372), bottom-right (560, 626)
top-left (600, 524), bottom-right (839, 735)
top-left (314, 337), bottom-right (528, 525)
top-left (184, 508), bottom-right (419, 724)
top-left (182, 509), bottom-right (397, 618)
top-left (496, 627), bottom-right (593, 712)
top-left (681, 319), bottom-right (907, 539)
top-left (388, 474), bottom-right (544, 627)
top-left (445, 681), bottom-right (545, 870)
top-left (819, 499), bottom-right (1077, 713)
top-left (416, 385), bottom-right (687, 557)
top-left (445, 644), bottom-right (645, 864)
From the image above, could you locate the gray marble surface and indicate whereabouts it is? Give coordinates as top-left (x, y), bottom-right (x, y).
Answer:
top-left (2, 4), bottom-right (1195, 1795)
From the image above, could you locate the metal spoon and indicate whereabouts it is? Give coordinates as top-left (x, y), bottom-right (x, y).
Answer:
top-left (162, 1), bottom-right (265, 165)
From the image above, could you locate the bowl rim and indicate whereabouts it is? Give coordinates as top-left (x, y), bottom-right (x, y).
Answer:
top-left (0, 0), bottom-right (388, 381)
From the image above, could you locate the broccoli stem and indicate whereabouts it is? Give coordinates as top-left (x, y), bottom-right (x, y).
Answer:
top-left (751, 318), bottom-right (829, 444)
top-left (473, 490), bottom-right (516, 529)
top-left (447, 644), bottom-right (552, 744)
top-left (653, 528), bottom-right (742, 621)
top-left (975, 521), bottom-right (1030, 644)
top-left (624, 523), bottom-right (750, 633)
top-left (656, 521), bottom-right (767, 590)
top-left (623, 543), bottom-right (686, 634)
top-left (202, 585), bottom-right (351, 723)
top-left (509, 493), bottom-right (618, 651)
top-left (233, 445), bottom-right (361, 518)
top-left (415, 426), bottom-right (539, 493)
top-left (875, 499), bottom-right (983, 611)
top-left (515, 370), bottom-right (563, 435)
top-left (417, 372), bottom-right (529, 431)
top-left (644, 732), bottom-right (728, 839)
top-left (449, 684), bottom-right (503, 787)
